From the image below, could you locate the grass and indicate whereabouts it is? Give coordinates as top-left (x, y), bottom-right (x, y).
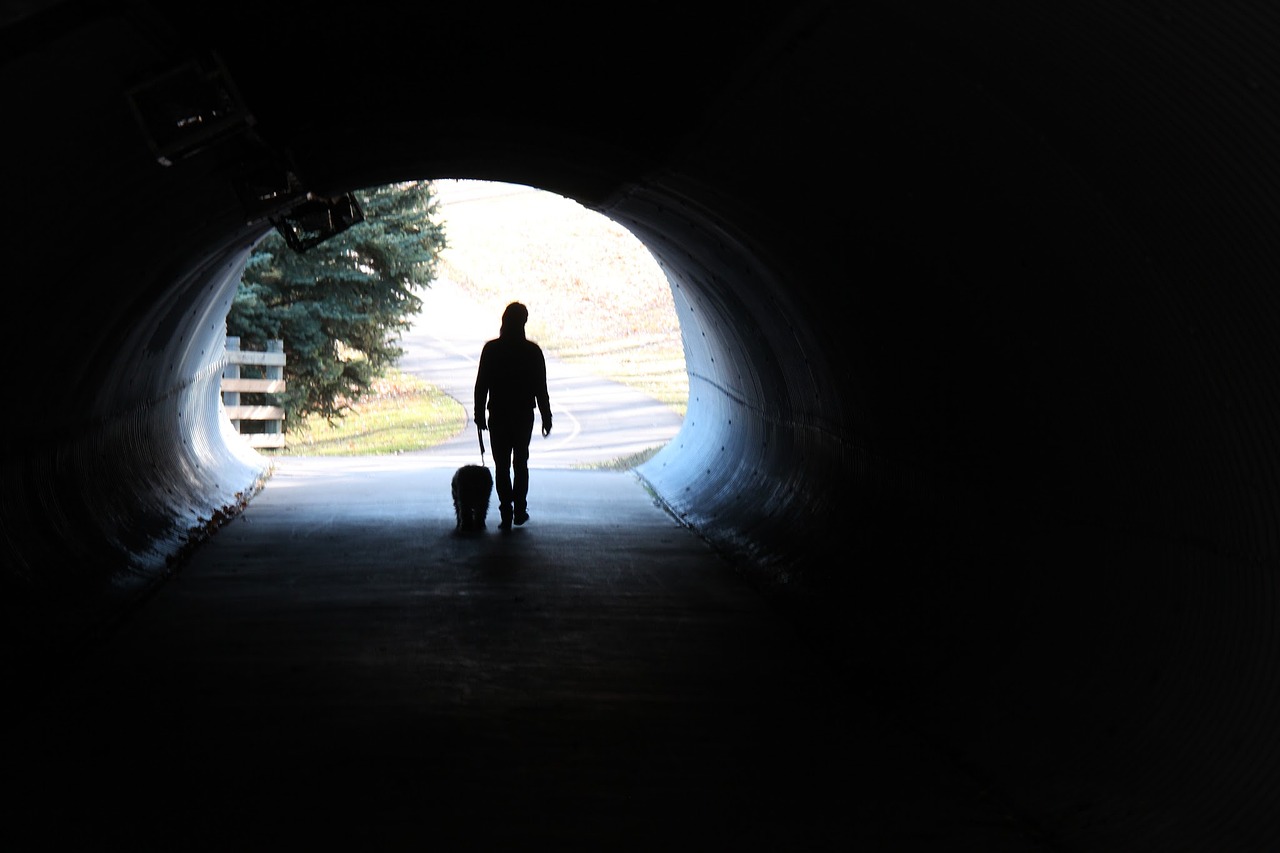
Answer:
top-left (259, 180), bottom-right (688, 465)
top-left (269, 369), bottom-right (465, 457)
top-left (589, 445), bottom-right (666, 471)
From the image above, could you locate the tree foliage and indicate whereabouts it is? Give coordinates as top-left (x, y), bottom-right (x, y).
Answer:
top-left (227, 181), bottom-right (447, 424)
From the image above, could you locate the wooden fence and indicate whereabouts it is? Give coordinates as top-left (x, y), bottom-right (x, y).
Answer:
top-left (222, 337), bottom-right (286, 448)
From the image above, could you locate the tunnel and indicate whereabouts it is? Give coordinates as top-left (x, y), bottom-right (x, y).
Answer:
top-left (6, 1), bottom-right (1280, 849)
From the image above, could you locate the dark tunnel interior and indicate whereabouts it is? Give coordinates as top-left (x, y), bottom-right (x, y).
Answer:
top-left (7, 1), bottom-right (1280, 848)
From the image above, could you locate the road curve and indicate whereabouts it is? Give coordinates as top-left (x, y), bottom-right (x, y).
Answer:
top-left (394, 276), bottom-right (684, 469)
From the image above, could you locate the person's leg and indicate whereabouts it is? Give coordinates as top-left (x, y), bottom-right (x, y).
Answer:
top-left (489, 421), bottom-right (516, 527)
top-left (512, 411), bottom-right (534, 524)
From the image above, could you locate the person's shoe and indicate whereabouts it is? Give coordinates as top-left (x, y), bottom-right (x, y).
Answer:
top-left (514, 509), bottom-right (529, 526)
top-left (498, 506), bottom-right (513, 530)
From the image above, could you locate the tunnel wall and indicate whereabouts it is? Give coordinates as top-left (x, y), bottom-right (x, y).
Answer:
top-left (1, 238), bottom-right (268, 674)
top-left (613, 4), bottom-right (1280, 845)
top-left (1, 6), bottom-right (275, 644)
top-left (622, 182), bottom-right (831, 580)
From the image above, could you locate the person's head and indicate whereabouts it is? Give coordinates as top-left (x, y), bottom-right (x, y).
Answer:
top-left (500, 301), bottom-right (529, 337)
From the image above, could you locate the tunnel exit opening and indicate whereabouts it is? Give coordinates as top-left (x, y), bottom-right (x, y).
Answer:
top-left (226, 178), bottom-right (689, 470)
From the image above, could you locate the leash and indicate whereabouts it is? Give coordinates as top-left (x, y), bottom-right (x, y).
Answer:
top-left (477, 424), bottom-right (486, 465)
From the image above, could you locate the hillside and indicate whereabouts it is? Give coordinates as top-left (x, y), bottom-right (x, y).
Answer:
top-left (431, 180), bottom-right (688, 413)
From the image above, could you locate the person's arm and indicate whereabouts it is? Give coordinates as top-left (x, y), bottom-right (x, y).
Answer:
top-left (473, 344), bottom-right (490, 430)
top-left (534, 345), bottom-right (552, 436)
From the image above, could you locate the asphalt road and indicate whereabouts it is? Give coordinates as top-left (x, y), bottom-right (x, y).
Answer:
top-left (395, 276), bottom-right (684, 469)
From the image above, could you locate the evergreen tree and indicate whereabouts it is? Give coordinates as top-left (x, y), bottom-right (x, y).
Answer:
top-left (228, 181), bottom-right (447, 424)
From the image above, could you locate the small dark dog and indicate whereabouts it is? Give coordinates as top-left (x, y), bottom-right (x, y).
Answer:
top-left (451, 464), bottom-right (493, 532)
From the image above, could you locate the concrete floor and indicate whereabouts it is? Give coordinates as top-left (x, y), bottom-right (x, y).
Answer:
top-left (6, 454), bottom-right (1050, 851)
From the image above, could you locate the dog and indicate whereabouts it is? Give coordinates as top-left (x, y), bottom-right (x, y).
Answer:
top-left (451, 464), bottom-right (493, 532)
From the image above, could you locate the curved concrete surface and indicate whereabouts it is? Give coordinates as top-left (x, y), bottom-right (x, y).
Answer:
top-left (7, 3), bottom-right (1280, 849)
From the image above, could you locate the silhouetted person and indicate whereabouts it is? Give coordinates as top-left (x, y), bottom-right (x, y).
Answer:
top-left (474, 301), bottom-right (553, 529)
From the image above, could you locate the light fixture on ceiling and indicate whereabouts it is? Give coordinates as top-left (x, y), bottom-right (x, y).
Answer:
top-left (126, 52), bottom-right (254, 167)
top-left (271, 193), bottom-right (365, 252)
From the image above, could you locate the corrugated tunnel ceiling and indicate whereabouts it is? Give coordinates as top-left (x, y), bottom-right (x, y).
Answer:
top-left (6, 2), bottom-right (1280, 849)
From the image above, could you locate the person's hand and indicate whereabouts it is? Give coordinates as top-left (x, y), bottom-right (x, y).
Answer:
top-left (541, 416), bottom-right (552, 437)
top-left (474, 413), bottom-right (487, 431)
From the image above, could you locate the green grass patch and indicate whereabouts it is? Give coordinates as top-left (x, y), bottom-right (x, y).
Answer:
top-left (572, 444), bottom-right (666, 471)
top-left (263, 369), bottom-right (465, 457)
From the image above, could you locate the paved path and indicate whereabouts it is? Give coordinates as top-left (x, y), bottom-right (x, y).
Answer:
top-left (396, 276), bottom-right (683, 469)
top-left (7, 454), bottom-right (1044, 851)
